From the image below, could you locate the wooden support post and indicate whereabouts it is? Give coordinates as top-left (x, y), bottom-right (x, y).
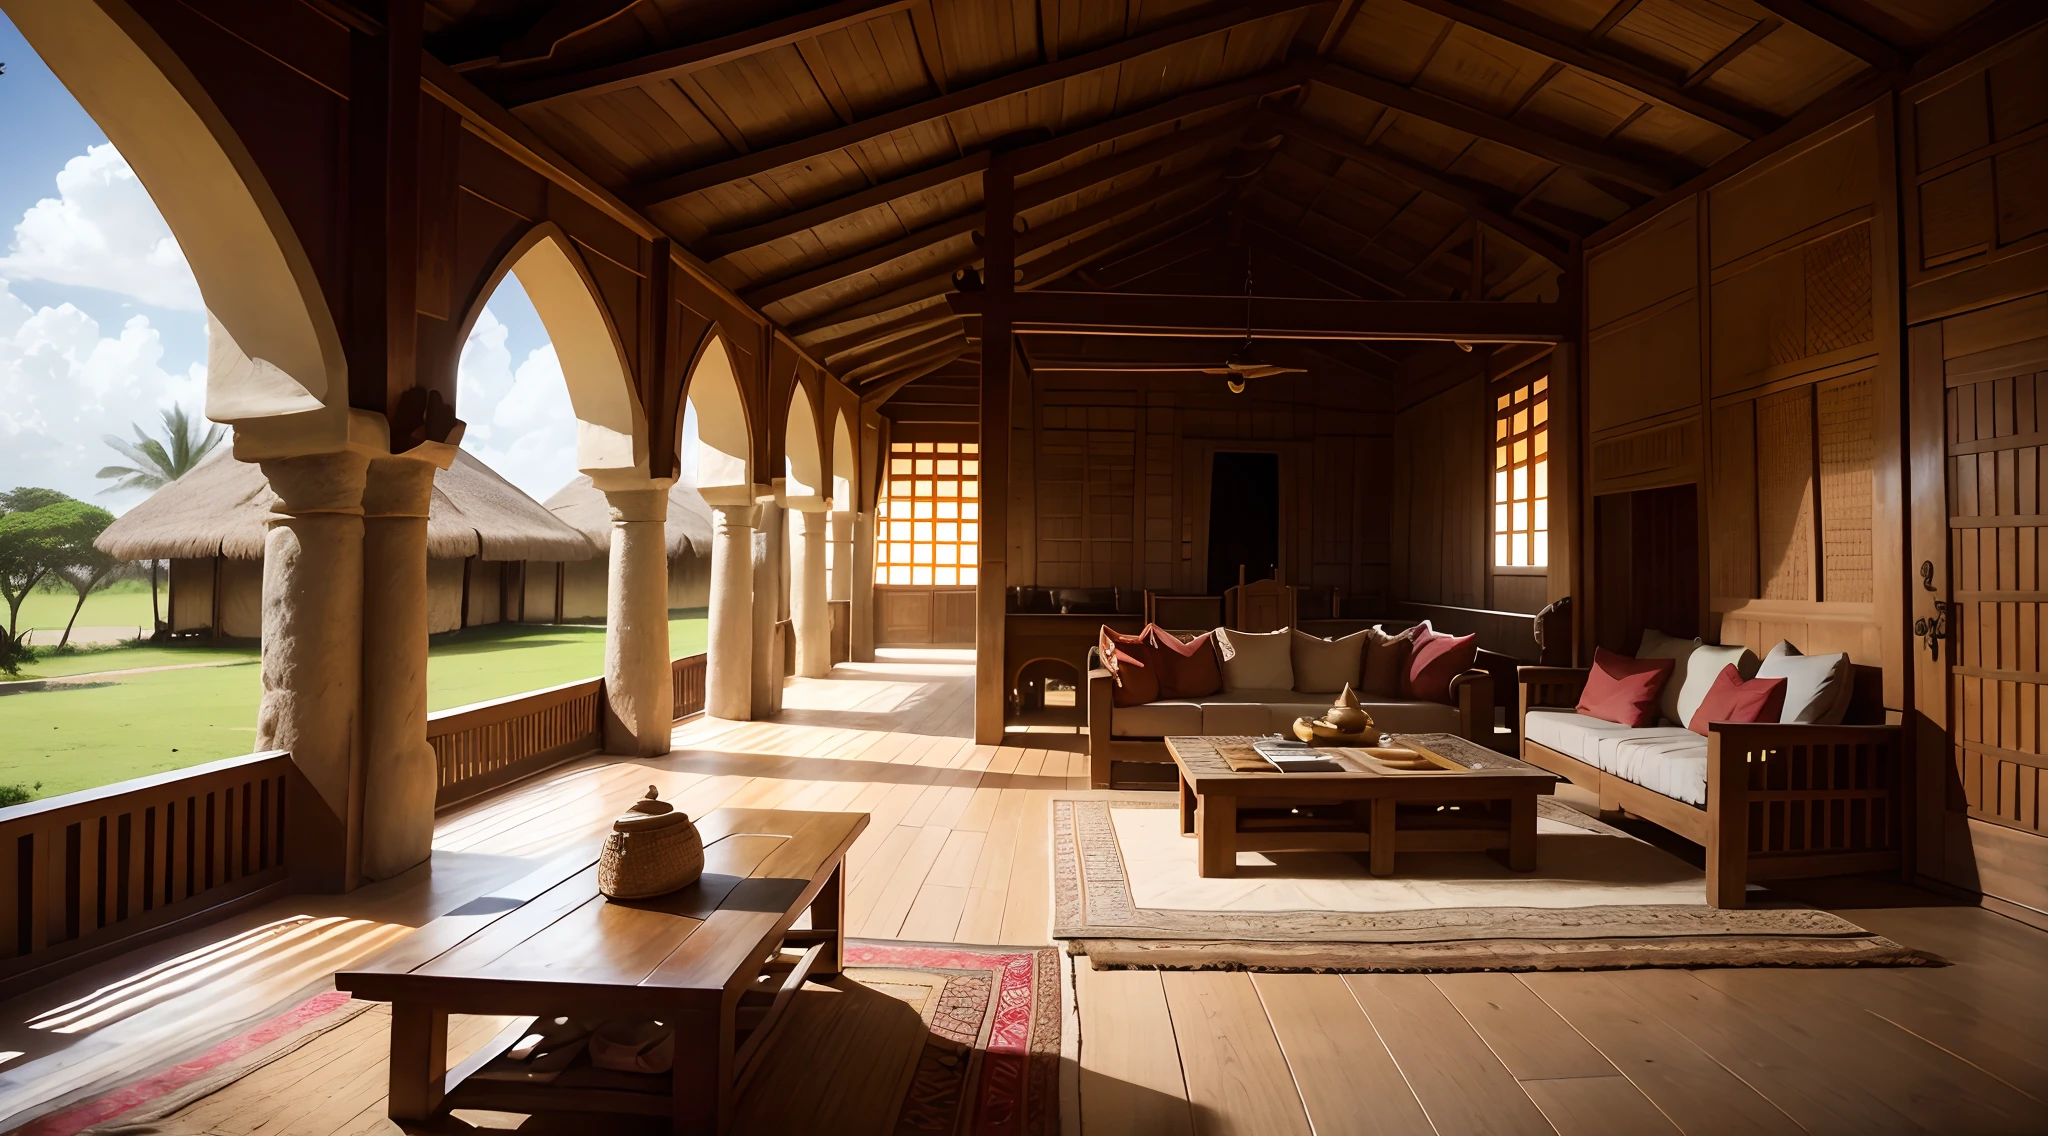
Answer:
top-left (388, 1002), bottom-right (447, 1121)
top-left (975, 148), bottom-right (1016, 745)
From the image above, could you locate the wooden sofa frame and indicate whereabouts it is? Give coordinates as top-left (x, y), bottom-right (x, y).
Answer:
top-left (1088, 649), bottom-right (1494, 789)
top-left (1518, 666), bottom-right (1903, 908)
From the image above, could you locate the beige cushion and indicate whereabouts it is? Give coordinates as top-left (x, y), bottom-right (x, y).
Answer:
top-left (1291, 629), bottom-right (1368, 693)
top-left (1216, 627), bottom-right (1293, 692)
top-left (1112, 700), bottom-right (1202, 737)
top-left (1360, 625), bottom-right (1413, 697)
top-left (1524, 710), bottom-right (1708, 805)
top-left (1757, 640), bottom-right (1853, 724)
top-left (1636, 629), bottom-right (1702, 724)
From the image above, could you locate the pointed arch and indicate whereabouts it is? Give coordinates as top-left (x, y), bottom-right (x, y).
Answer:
top-left (8, 0), bottom-right (346, 432)
top-left (831, 404), bottom-right (857, 513)
top-left (681, 327), bottom-right (754, 505)
top-left (457, 222), bottom-right (649, 483)
top-left (783, 379), bottom-right (825, 507)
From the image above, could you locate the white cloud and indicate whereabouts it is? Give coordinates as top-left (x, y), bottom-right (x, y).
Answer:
top-left (0, 144), bottom-right (202, 311)
top-left (457, 308), bottom-right (580, 503)
top-left (0, 279), bottom-right (208, 507)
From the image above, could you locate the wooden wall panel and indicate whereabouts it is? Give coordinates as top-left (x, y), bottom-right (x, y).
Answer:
top-left (1392, 376), bottom-right (1487, 609)
top-left (1904, 26), bottom-right (2048, 323)
top-left (1588, 298), bottom-right (1701, 433)
top-left (1587, 199), bottom-right (1697, 329)
top-left (1817, 370), bottom-right (1877, 603)
top-left (1709, 116), bottom-right (1877, 269)
top-left (1709, 221), bottom-right (1876, 396)
top-left (1709, 401), bottom-right (1758, 601)
top-left (1756, 385), bottom-right (1818, 602)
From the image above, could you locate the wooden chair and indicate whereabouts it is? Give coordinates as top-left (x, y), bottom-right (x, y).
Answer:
top-left (1224, 576), bottom-right (1296, 632)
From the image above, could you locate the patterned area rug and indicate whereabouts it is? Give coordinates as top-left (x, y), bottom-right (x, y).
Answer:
top-left (844, 942), bottom-right (1064, 1135)
top-left (1054, 796), bottom-right (1938, 971)
top-left (34, 944), bottom-right (1063, 1136)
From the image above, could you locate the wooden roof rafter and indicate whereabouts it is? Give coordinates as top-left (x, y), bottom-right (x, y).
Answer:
top-left (947, 290), bottom-right (1571, 342)
top-left (1393, 0), bottom-right (1778, 139)
top-left (1750, 1), bottom-right (1903, 70)
top-left (621, 1), bottom-right (1324, 208)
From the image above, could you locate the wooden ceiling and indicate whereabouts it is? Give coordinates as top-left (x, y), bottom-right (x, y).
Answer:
top-left (427, 0), bottom-right (1998, 402)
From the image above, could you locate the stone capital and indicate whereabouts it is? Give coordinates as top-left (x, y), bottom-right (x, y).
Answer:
top-left (604, 486), bottom-right (669, 523)
top-left (361, 452), bottom-right (441, 519)
top-left (711, 502), bottom-right (758, 530)
top-left (260, 449), bottom-right (370, 517)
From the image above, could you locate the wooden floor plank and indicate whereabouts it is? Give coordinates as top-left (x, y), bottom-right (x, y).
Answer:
top-left (1431, 972), bottom-right (1618, 1081)
top-left (1161, 971), bottom-right (1313, 1136)
top-left (1078, 963), bottom-right (1196, 1136)
top-left (1249, 972), bottom-right (1435, 1136)
top-left (1521, 1075), bottom-right (1683, 1136)
top-left (1345, 974), bottom-right (1556, 1136)
top-left (1520, 972), bottom-right (1805, 1135)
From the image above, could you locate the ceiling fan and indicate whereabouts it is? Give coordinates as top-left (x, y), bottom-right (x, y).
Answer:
top-left (1199, 271), bottom-right (1304, 393)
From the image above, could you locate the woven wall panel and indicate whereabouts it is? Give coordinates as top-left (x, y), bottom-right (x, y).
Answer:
top-left (1817, 372), bottom-right (1875, 603)
top-left (1804, 223), bottom-right (1874, 356)
top-left (1756, 385), bottom-right (1816, 601)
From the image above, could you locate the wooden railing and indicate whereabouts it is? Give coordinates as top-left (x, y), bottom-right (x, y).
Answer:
top-left (0, 751), bottom-right (293, 998)
top-left (672, 653), bottom-right (706, 720)
top-left (428, 677), bottom-right (604, 809)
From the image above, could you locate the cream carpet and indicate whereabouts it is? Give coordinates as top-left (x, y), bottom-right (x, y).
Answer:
top-left (1053, 796), bottom-right (1936, 971)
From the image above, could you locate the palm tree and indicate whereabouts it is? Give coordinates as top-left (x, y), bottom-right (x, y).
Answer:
top-left (97, 405), bottom-right (226, 494)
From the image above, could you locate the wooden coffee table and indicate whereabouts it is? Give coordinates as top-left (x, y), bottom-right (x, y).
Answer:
top-left (1165, 734), bottom-right (1556, 878)
top-left (337, 807), bottom-right (866, 1135)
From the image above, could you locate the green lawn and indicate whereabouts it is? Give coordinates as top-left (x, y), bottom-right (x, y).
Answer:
top-left (9, 578), bottom-right (161, 633)
top-left (0, 617), bottom-right (709, 802)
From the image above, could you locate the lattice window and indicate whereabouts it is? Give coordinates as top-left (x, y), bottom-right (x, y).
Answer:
top-left (1493, 376), bottom-right (1550, 568)
top-left (876, 440), bottom-right (980, 586)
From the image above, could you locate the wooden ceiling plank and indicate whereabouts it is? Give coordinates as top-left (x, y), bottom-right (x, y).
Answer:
top-left (1021, 190), bottom-right (1236, 287)
top-left (1266, 109), bottom-right (1569, 262)
top-left (1242, 217), bottom-right (1404, 299)
top-left (1021, 166), bottom-right (1227, 254)
top-left (499, 0), bottom-right (924, 106)
top-left (1040, 0), bottom-right (1061, 62)
top-left (809, 305), bottom-right (955, 358)
top-left (909, 0), bottom-right (950, 93)
top-left (1399, 218), bottom-right (1477, 290)
top-left (847, 330), bottom-right (967, 385)
top-left (743, 211), bottom-right (981, 307)
top-left (947, 289), bottom-right (1570, 341)
top-left (624, 2), bottom-right (1321, 206)
top-left (1398, 0), bottom-right (1774, 138)
top-left (1310, 62), bottom-right (1679, 194)
top-left (861, 348), bottom-right (970, 408)
top-left (1749, 0), bottom-right (1902, 70)
top-left (834, 322), bottom-right (961, 377)
top-left (1083, 217), bottom-right (1227, 287)
top-left (497, 0), bottom-right (643, 65)
top-left (696, 152), bottom-right (991, 258)
top-left (1683, 17), bottom-right (1784, 89)
top-left (787, 259), bottom-right (971, 336)
top-left (1315, 0), bottom-right (1365, 56)
top-left (1585, 0), bottom-right (1645, 44)
top-left (737, 121), bottom-right (1242, 306)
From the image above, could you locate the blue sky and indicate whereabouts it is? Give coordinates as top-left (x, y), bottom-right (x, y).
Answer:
top-left (0, 12), bottom-right (593, 508)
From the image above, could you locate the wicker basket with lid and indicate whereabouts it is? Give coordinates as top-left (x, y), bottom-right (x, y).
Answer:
top-left (598, 786), bottom-right (704, 900)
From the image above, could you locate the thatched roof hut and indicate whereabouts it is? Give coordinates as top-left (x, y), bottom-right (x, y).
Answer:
top-left (97, 449), bottom-right (600, 638)
top-left (98, 448), bottom-right (600, 563)
top-left (543, 476), bottom-right (713, 562)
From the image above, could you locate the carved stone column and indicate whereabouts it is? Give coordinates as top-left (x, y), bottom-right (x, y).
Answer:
top-left (750, 497), bottom-right (785, 719)
top-left (255, 450), bottom-right (369, 892)
top-left (358, 451), bottom-right (446, 881)
top-left (791, 507), bottom-right (831, 678)
top-left (827, 510), bottom-right (854, 603)
top-left (601, 486), bottom-right (673, 755)
top-left (705, 502), bottom-right (756, 720)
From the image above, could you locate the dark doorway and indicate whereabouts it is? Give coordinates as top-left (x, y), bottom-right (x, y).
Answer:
top-left (1594, 483), bottom-right (1700, 653)
top-left (1206, 452), bottom-right (1280, 594)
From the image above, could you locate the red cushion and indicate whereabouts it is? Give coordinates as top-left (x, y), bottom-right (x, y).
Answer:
top-left (1575, 648), bottom-right (1675, 727)
top-left (1400, 622), bottom-right (1478, 704)
top-left (1100, 626), bottom-right (1159, 707)
top-left (1687, 665), bottom-right (1788, 735)
top-left (1148, 625), bottom-right (1223, 699)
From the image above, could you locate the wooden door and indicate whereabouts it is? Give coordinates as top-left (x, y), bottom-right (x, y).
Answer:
top-left (1908, 295), bottom-right (2048, 912)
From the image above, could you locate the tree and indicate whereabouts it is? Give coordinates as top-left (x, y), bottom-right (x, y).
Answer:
top-left (0, 489), bottom-right (90, 671)
top-left (97, 404), bottom-right (225, 494)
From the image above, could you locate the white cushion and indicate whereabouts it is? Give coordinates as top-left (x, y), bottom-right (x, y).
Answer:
top-left (1600, 728), bottom-right (1709, 806)
top-left (1639, 630), bottom-right (1759, 726)
top-left (1291, 629), bottom-right (1368, 693)
top-left (1525, 710), bottom-right (1708, 806)
top-left (1637, 629), bottom-right (1702, 725)
top-left (1112, 701), bottom-right (1202, 737)
top-left (1216, 627), bottom-right (1293, 692)
top-left (1524, 709), bottom-right (1641, 765)
top-left (1757, 640), bottom-right (1853, 724)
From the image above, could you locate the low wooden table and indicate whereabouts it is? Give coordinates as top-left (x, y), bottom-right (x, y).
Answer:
top-left (1166, 734), bottom-right (1556, 878)
top-left (337, 808), bottom-right (867, 1135)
